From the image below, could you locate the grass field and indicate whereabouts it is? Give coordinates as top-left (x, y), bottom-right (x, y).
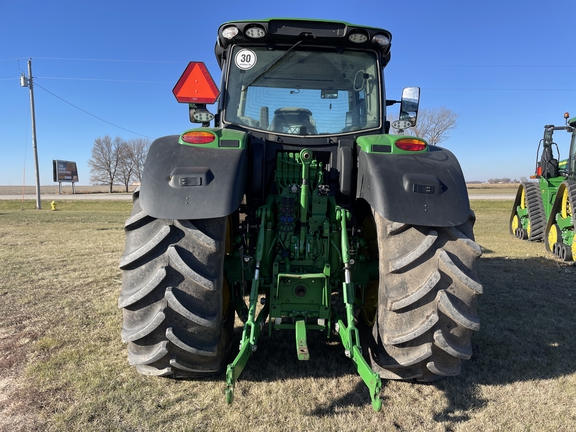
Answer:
top-left (1, 198), bottom-right (575, 431)
top-left (466, 184), bottom-right (519, 195)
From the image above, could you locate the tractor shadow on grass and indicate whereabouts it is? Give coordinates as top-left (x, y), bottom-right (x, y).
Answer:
top-left (225, 254), bottom-right (576, 420)
top-left (225, 321), bottom-right (388, 413)
top-left (432, 254), bottom-right (576, 424)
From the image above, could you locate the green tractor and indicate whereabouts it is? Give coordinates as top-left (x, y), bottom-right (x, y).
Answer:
top-left (510, 113), bottom-right (576, 261)
top-left (119, 19), bottom-right (482, 411)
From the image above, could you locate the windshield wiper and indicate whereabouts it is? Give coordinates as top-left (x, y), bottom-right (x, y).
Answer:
top-left (242, 39), bottom-right (306, 91)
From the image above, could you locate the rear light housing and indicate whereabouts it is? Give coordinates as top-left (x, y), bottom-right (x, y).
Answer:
top-left (181, 131), bottom-right (216, 144)
top-left (395, 138), bottom-right (427, 152)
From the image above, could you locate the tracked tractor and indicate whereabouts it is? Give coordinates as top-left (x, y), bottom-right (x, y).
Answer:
top-left (119, 19), bottom-right (483, 411)
top-left (510, 113), bottom-right (576, 261)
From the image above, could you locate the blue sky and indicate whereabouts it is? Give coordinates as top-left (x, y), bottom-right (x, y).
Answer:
top-left (1, 0), bottom-right (574, 185)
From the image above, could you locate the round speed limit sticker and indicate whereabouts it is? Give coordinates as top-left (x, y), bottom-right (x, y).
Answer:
top-left (235, 49), bottom-right (257, 70)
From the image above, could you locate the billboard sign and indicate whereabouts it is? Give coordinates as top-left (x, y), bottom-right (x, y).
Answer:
top-left (53, 160), bottom-right (79, 182)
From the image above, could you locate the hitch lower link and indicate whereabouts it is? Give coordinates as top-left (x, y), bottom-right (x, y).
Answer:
top-left (334, 208), bottom-right (382, 412)
top-left (224, 194), bottom-right (382, 412)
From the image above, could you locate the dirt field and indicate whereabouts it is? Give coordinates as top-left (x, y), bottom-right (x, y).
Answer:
top-left (0, 183), bottom-right (516, 196)
top-left (0, 185), bottom-right (133, 195)
top-left (1, 198), bottom-right (575, 431)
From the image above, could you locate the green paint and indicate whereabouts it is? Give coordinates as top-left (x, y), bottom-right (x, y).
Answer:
top-left (223, 148), bottom-right (381, 410)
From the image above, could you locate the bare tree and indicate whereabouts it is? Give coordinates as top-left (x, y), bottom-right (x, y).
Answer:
top-left (389, 106), bottom-right (459, 145)
top-left (116, 142), bottom-right (134, 192)
top-left (126, 138), bottom-right (151, 184)
top-left (88, 135), bottom-right (126, 193)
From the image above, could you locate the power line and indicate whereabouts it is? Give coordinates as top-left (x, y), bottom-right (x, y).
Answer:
top-left (392, 65), bottom-right (576, 68)
top-left (385, 86), bottom-right (576, 92)
top-left (420, 87), bottom-right (576, 92)
top-left (4, 56), bottom-right (574, 68)
top-left (33, 81), bottom-right (153, 138)
top-left (36, 76), bottom-right (172, 84)
top-left (14, 56), bottom-right (185, 64)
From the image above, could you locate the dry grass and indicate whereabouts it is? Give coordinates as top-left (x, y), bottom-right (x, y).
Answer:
top-left (1, 183), bottom-right (512, 196)
top-left (467, 183), bottom-right (519, 195)
top-left (0, 185), bottom-right (133, 195)
top-left (1, 199), bottom-right (575, 431)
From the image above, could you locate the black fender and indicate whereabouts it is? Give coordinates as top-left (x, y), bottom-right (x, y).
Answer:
top-left (356, 146), bottom-right (470, 227)
top-left (139, 135), bottom-right (246, 220)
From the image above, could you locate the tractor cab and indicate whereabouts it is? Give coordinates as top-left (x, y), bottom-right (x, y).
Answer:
top-left (565, 114), bottom-right (576, 179)
top-left (536, 112), bottom-right (575, 179)
top-left (221, 44), bottom-right (382, 136)
top-left (179, 19), bottom-right (419, 141)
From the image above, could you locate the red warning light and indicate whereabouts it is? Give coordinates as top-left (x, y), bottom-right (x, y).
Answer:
top-left (172, 62), bottom-right (220, 104)
top-left (395, 138), bottom-right (427, 151)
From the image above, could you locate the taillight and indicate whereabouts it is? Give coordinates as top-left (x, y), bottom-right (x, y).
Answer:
top-left (181, 131), bottom-right (216, 144)
top-left (395, 138), bottom-right (427, 151)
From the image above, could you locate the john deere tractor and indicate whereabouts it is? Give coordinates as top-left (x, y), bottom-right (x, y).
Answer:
top-left (119, 19), bottom-right (482, 411)
top-left (510, 113), bottom-right (576, 260)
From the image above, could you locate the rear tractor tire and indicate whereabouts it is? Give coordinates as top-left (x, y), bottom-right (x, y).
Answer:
top-left (366, 210), bottom-right (483, 381)
top-left (118, 191), bottom-right (233, 377)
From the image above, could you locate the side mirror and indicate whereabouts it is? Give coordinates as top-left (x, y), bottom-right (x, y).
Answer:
top-left (397, 87), bottom-right (420, 129)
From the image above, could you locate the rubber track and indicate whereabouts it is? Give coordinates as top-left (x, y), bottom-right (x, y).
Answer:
top-left (551, 180), bottom-right (576, 260)
top-left (524, 182), bottom-right (546, 241)
top-left (563, 181), bottom-right (576, 227)
top-left (368, 212), bottom-right (483, 381)
top-left (564, 181), bottom-right (576, 260)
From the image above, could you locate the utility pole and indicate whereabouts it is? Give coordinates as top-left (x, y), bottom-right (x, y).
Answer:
top-left (20, 58), bottom-right (41, 209)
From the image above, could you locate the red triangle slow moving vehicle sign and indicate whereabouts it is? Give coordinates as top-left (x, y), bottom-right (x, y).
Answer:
top-left (172, 62), bottom-right (220, 104)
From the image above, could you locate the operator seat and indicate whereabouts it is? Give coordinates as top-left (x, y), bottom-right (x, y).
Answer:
top-left (269, 107), bottom-right (317, 135)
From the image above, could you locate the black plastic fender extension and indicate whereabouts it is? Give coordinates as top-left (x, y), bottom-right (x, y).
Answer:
top-left (139, 135), bottom-right (247, 220)
top-left (356, 146), bottom-right (471, 227)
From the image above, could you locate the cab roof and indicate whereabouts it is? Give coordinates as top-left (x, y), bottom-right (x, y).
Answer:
top-left (214, 18), bottom-right (392, 69)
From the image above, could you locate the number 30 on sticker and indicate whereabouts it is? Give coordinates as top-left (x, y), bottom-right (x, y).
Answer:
top-left (235, 49), bottom-right (257, 70)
